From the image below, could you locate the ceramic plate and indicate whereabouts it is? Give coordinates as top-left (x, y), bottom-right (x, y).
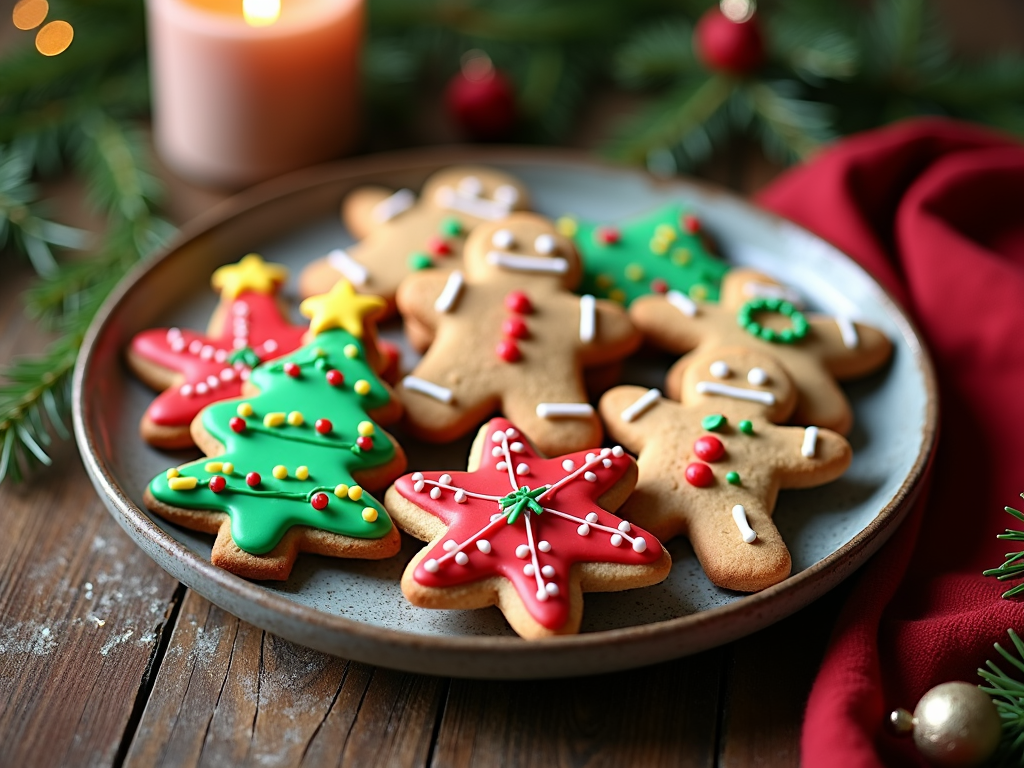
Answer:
top-left (74, 148), bottom-right (937, 678)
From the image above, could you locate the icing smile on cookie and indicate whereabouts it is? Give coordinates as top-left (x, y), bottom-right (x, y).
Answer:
top-left (694, 380), bottom-right (776, 406)
top-left (486, 251), bottom-right (570, 274)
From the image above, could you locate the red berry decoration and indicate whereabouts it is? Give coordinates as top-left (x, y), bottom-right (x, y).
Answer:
top-left (209, 475), bottom-right (226, 493)
top-left (694, 435), bottom-right (725, 462)
top-left (502, 316), bottom-right (529, 339)
top-left (504, 290), bottom-right (533, 315)
top-left (229, 416), bottom-right (246, 433)
top-left (427, 235), bottom-right (452, 257)
top-left (445, 50), bottom-right (517, 141)
top-left (683, 214), bottom-right (702, 234)
top-left (596, 226), bottom-right (621, 245)
top-left (685, 462), bottom-right (714, 488)
top-left (246, 472), bottom-right (261, 487)
top-left (315, 418), bottom-right (333, 435)
top-left (284, 362), bottom-right (301, 378)
top-left (495, 339), bottom-right (522, 363)
top-left (650, 278), bottom-right (669, 294)
top-left (356, 436), bottom-right (374, 451)
top-left (325, 369), bottom-right (344, 387)
top-left (694, 1), bottom-right (765, 75)
top-left (310, 492), bottom-right (329, 511)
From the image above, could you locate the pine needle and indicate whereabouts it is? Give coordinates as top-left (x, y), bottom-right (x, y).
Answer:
top-left (983, 497), bottom-right (1024, 599)
top-left (978, 629), bottom-right (1024, 766)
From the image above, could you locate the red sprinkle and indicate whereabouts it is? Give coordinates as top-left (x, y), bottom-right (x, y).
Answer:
top-left (495, 339), bottom-right (521, 363)
top-left (426, 235), bottom-right (452, 256)
top-left (682, 214), bottom-right (701, 234)
top-left (246, 472), bottom-right (261, 487)
top-left (284, 362), bottom-right (300, 378)
top-left (501, 316), bottom-right (529, 339)
top-left (209, 475), bottom-right (226, 493)
top-left (229, 416), bottom-right (246, 433)
top-left (356, 436), bottom-right (374, 451)
top-left (650, 278), bottom-right (669, 294)
top-left (694, 435), bottom-right (725, 462)
top-left (325, 369), bottom-right (344, 386)
top-left (504, 291), bottom-right (533, 315)
top-left (310, 492), bottom-right (329, 510)
top-left (596, 226), bottom-right (620, 245)
top-left (685, 462), bottom-right (714, 487)
top-left (315, 418), bottom-right (333, 435)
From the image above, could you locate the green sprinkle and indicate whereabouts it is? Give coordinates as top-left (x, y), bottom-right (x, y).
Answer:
top-left (739, 420), bottom-right (754, 435)
top-left (408, 252), bottom-right (432, 270)
top-left (726, 471), bottom-right (741, 485)
top-left (737, 297), bottom-right (809, 344)
top-left (701, 414), bottom-right (726, 431)
top-left (315, 358), bottom-right (328, 370)
top-left (439, 217), bottom-right (462, 237)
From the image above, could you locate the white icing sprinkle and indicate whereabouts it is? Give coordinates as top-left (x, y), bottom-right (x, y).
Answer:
top-left (610, 534), bottom-right (623, 547)
top-left (562, 459), bottom-right (575, 471)
top-left (411, 472), bottom-right (424, 481)
top-left (534, 234), bottom-right (556, 254)
top-left (491, 446), bottom-right (503, 457)
top-left (424, 559), bottom-right (439, 573)
top-left (455, 552), bottom-right (469, 566)
top-left (541, 565), bottom-right (556, 578)
top-left (492, 228), bottom-right (515, 249)
top-left (476, 539), bottom-right (491, 553)
top-left (180, 384), bottom-right (193, 397)
top-left (579, 294), bottom-right (596, 343)
top-left (439, 474), bottom-right (452, 485)
top-left (195, 382), bottom-right (208, 395)
top-left (667, 289), bottom-right (697, 317)
top-left (263, 339), bottom-right (278, 353)
top-left (837, 317), bottom-right (859, 349)
top-left (535, 588), bottom-right (548, 602)
top-left (584, 472), bottom-right (597, 482)
top-left (538, 540), bottom-right (551, 552)
top-left (200, 345), bottom-right (214, 360)
top-left (206, 375), bottom-right (220, 389)
top-left (327, 249), bottom-right (369, 287)
top-left (429, 487), bottom-right (442, 499)
top-left (491, 432), bottom-right (504, 444)
top-left (413, 480), bottom-right (425, 493)
top-left (371, 188), bottom-right (415, 223)
top-left (585, 512), bottom-right (599, 523)
top-left (454, 489), bottom-right (467, 503)
top-left (545, 583), bottom-right (559, 596)
top-left (434, 270), bottom-right (464, 313)
top-left (747, 367), bottom-right (768, 386)
top-left (516, 463), bottom-right (530, 475)
top-left (402, 376), bottom-right (454, 404)
top-left (495, 461), bottom-right (507, 471)
top-left (515, 544), bottom-right (530, 559)
top-left (612, 446), bottom-right (624, 457)
top-left (510, 442), bottom-right (524, 453)
top-left (443, 540), bottom-right (457, 551)
top-left (486, 251), bottom-right (569, 274)
top-left (802, 426), bottom-right (819, 458)
top-left (602, 459), bottom-right (612, 468)
top-left (576, 524), bottom-right (590, 536)
top-left (632, 537), bottom-right (647, 553)
top-left (220, 368), bottom-right (235, 381)
top-left (618, 520), bottom-right (631, 533)
top-left (696, 381), bottom-right (775, 405)
top-left (732, 505), bottom-right (757, 544)
top-left (621, 387), bottom-right (661, 423)
top-left (170, 338), bottom-right (186, 352)
top-left (536, 402), bottom-right (594, 419)
top-left (523, 564), bottom-right (535, 576)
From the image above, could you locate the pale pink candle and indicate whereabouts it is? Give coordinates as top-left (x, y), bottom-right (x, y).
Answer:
top-left (147, 0), bottom-right (362, 188)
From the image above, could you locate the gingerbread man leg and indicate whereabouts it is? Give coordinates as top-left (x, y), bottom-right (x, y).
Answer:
top-left (398, 360), bottom-right (500, 445)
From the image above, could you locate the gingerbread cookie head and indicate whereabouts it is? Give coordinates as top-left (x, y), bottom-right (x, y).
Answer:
top-left (462, 212), bottom-right (583, 288)
top-left (678, 348), bottom-right (797, 424)
top-left (420, 167), bottom-right (529, 221)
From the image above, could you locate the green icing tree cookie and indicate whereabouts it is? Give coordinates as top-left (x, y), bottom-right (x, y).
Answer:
top-left (145, 281), bottom-right (406, 580)
top-left (559, 204), bottom-right (729, 306)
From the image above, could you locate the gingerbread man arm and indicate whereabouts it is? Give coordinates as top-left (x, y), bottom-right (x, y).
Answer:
top-left (598, 385), bottom-right (670, 455)
top-left (806, 315), bottom-right (893, 380)
top-left (772, 424), bottom-right (852, 488)
top-left (581, 298), bottom-right (642, 365)
top-left (341, 185), bottom-right (396, 240)
top-left (395, 269), bottom-right (458, 336)
top-left (629, 294), bottom-right (716, 353)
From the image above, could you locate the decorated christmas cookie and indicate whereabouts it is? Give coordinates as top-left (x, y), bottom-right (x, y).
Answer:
top-left (630, 268), bottom-right (893, 434)
top-left (394, 212), bottom-right (641, 456)
top-left (298, 166), bottom-right (531, 312)
top-left (144, 282), bottom-right (405, 581)
top-left (599, 348), bottom-right (851, 592)
top-left (559, 204), bottom-right (729, 306)
top-left (127, 254), bottom-right (307, 449)
top-left (384, 417), bottom-right (671, 638)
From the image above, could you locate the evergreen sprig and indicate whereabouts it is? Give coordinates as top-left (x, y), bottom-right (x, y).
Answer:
top-left (983, 499), bottom-right (1024, 599)
top-left (978, 629), bottom-right (1024, 765)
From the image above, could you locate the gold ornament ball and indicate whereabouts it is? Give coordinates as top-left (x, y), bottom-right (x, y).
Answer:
top-left (912, 682), bottom-right (1001, 767)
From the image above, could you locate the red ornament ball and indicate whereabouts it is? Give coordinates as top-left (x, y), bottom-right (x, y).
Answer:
top-left (315, 418), bottom-right (333, 435)
top-left (445, 51), bottom-right (517, 141)
top-left (209, 475), bottom-right (226, 493)
top-left (284, 362), bottom-right (301, 378)
top-left (502, 316), bottom-right (529, 339)
top-left (246, 472), bottom-right (261, 487)
top-left (229, 416), bottom-right (246, 433)
top-left (325, 369), bottom-right (344, 387)
top-left (310, 492), bottom-right (329, 511)
top-left (495, 339), bottom-right (522, 363)
top-left (694, 4), bottom-right (765, 75)
top-left (694, 435), bottom-right (725, 462)
top-left (356, 435), bottom-right (374, 451)
top-left (685, 462), bottom-right (714, 488)
top-left (504, 290), bottom-right (533, 315)
top-left (650, 278), bottom-right (669, 294)
top-left (682, 214), bottom-right (702, 234)
top-left (596, 226), bottom-right (621, 245)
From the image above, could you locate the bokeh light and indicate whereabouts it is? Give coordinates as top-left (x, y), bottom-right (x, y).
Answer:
top-left (35, 20), bottom-right (73, 56)
top-left (12, 0), bottom-right (48, 30)
top-left (242, 0), bottom-right (280, 27)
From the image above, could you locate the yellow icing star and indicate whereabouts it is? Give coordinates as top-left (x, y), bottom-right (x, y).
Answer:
top-left (211, 254), bottom-right (288, 299)
top-left (299, 280), bottom-right (386, 338)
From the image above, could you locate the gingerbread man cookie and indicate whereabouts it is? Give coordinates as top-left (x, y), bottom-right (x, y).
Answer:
top-left (630, 268), bottom-right (893, 434)
top-left (394, 212), bottom-right (641, 456)
top-left (298, 166), bottom-right (531, 312)
top-left (599, 348), bottom-right (851, 592)
top-left (384, 417), bottom-right (671, 639)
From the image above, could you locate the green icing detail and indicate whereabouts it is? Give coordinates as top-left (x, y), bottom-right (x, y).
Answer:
top-left (228, 346), bottom-right (261, 368)
top-left (739, 420), bottom-right (754, 435)
top-left (701, 414), bottom-right (726, 431)
top-left (408, 252), bottom-right (433, 270)
top-left (439, 217), bottom-right (462, 237)
top-left (726, 471), bottom-right (741, 485)
top-left (498, 485), bottom-right (549, 525)
top-left (571, 204), bottom-right (728, 306)
top-left (149, 329), bottom-right (395, 555)
top-left (737, 298), bottom-right (809, 344)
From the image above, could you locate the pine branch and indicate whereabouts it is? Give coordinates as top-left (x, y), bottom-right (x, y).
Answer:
top-left (983, 499), bottom-right (1024, 599)
top-left (743, 80), bottom-right (836, 163)
top-left (978, 629), bottom-right (1024, 765)
top-left (613, 18), bottom-right (695, 88)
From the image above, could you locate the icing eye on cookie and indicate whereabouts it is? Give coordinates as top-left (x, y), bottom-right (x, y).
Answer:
top-left (492, 229), bottom-right (516, 249)
top-left (709, 360), bottom-right (731, 379)
top-left (534, 234), bottom-right (557, 255)
top-left (747, 367), bottom-right (768, 386)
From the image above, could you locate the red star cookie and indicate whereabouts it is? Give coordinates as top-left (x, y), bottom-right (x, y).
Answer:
top-left (384, 418), bottom-right (671, 639)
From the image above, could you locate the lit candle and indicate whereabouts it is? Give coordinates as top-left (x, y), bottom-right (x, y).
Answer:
top-left (147, 0), bottom-right (362, 188)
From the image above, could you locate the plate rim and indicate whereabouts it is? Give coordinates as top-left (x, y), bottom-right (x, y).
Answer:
top-left (73, 146), bottom-right (939, 677)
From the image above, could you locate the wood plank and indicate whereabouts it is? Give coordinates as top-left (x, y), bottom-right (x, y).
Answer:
top-left (123, 589), bottom-right (447, 768)
top-left (431, 650), bottom-right (723, 768)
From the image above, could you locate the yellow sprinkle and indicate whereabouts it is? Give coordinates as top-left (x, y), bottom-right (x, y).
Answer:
top-left (624, 264), bottom-right (644, 282)
top-left (649, 239), bottom-right (668, 255)
top-left (168, 476), bottom-right (198, 491)
top-left (334, 484), bottom-right (349, 498)
top-left (357, 421), bottom-right (375, 437)
top-left (556, 216), bottom-right (578, 237)
top-left (361, 507), bottom-right (378, 523)
top-left (204, 462), bottom-right (223, 473)
top-left (263, 412), bottom-right (286, 427)
top-left (654, 224), bottom-right (677, 242)
top-left (689, 284), bottom-right (709, 301)
top-left (347, 485), bottom-right (363, 501)
top-left (671, 247), bottom-right (691, 266)
top-left (222, 462), bottom-right (234, 475)
top-left (344, 344), bottom-right (359, 359)
top-left (272, 465), bottom-right (288, 480)
top-left (312, 347), bottom-right (326, 358)
top-left (295, 466), bottom-right (309, 480)
top-left (165, 468), bottom-right (180, 479)
top-left (237, 402), bottom-right (253, 417)
top-left (287, 411), bottom-right (304, 426)
top-left (595, 273), bottom-right (614, 289)
top-left (354, 380), bottom-right (371, 395)
top-left (608, 288), bottom-right (626, 304)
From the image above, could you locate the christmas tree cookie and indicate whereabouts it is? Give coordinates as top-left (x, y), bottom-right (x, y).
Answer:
top-left (144, 281), bottom-right (406, 581)
top-left (395, 212), bottom-right (641, 456)
top-left (384, 417), bottom-right (671, 639)
top-left (630, 267), bottom-right (893, 434)
top-left (299, 166), bottom-right (531, 313)
top-left (599, 347), bottom-right (852, 592)
top-left (127, 254), bottom-right (307, 449)
top-left (558, 204), bottom-right (729, 306)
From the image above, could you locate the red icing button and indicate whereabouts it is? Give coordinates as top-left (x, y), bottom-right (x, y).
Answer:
top-left (501, 316), bottom-right (529, 339)
top-left (310, 492), bottom-right (329, 510)
top-left (209, 475), bottom-right (226, 493)
top-left (356, 435), bottom-right (374, 451)
top-left (694, 435), bottom-right (725, 462)
top-left (504, 291), bottom-right (533, 315)
top-left (284, 362), bottom-right (300, 378)
top-left (229, 416), bottom-right (246, 433)
top-left (650, 278), bottom-right (668, 294)
top-left (315, 418), bottom-right (333, 435)
top-left (246, 472), bottom-right (261, 487)
top-left (325, 369), bottom-right (344, 386)
top-left (685, 462), bottom-right (713, 487)
top-left (682, 214), bottom-right (701, 234)
top-left (426, 235), bottom-right (452, 256)
top-left (496, 339), bottom-right (521, 363)
top-left (596, 226), bottom-right (620, 245)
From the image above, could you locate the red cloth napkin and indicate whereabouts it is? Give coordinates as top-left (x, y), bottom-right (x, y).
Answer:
top-left (757, 118), bottom-right (1024, 767)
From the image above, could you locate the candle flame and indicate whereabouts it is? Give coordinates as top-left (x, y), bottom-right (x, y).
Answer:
top-left (243, 0), bottom-right (279, 26)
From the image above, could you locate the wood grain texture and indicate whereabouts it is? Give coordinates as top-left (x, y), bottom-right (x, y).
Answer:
top-left (124, 589), bottom-right (447, 768)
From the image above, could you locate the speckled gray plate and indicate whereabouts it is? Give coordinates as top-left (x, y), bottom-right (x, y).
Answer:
top-left (74, 148), bottom-right (937, 679)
